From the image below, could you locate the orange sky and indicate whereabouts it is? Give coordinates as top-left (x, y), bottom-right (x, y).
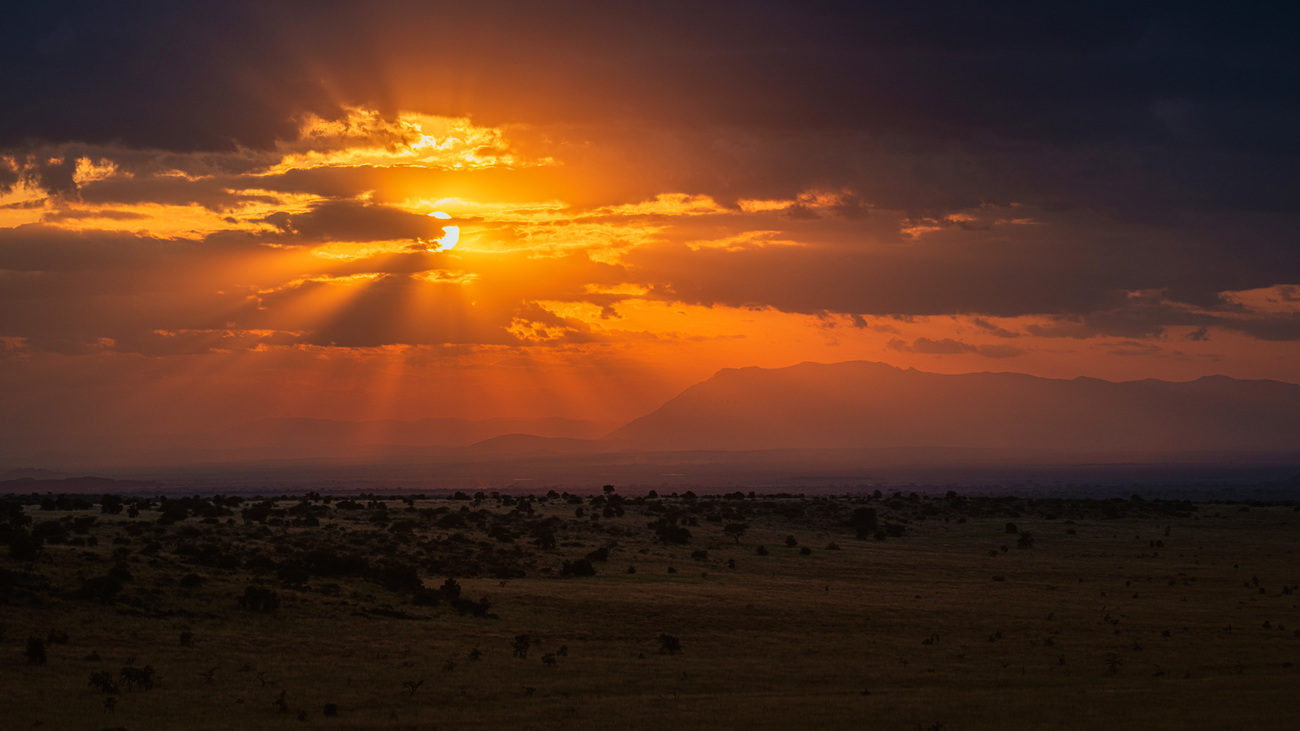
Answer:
top-left (2, 4), bottom-right (1299, 458)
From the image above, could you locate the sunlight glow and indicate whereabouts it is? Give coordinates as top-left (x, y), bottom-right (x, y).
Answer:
top-left (426, 211), bottom-right (459, 250)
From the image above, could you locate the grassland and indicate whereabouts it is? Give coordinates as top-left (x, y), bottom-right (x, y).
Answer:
top-left (2, 489), bottom-right (1299, 730)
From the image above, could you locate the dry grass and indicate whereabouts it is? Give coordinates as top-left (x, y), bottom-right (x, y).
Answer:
top-left (1, 493), bottom-right (1298, 729)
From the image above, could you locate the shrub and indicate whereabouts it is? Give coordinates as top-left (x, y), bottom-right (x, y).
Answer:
top-left (75, 576), bottom-right (124, 603)
top-left (9, 531), bottom-right (42, 561)
top-left (1005, 522), bottom-right (1019, 534)
top-left (658, 634), bottom-right (682, 655)
top-left (652, 519), bottom-right (691, 545)
top-left (849, 508), bottom-right (879, 539)
top-left (756, 545), bottom-right (769, 556)
top-left (512, 634), bottom-right (531, 658)
top-left (1017, 531), bottom-right (1035, 549)
top-left (376, 563), bottom-right (423, 593)
top-left (239, 585), bottom-right (280, 612)
top-left (449, 596), bottom-right (493, 618)
top-left (120, 664), bottom-right (157, 691)
top-left (412, 589), bottom-right (440, 606)
top-left (560, 558), bottom-right (596, 578)
top-left (88, 670), bottom-right (119, 693)
top-left (25, 636), bottom-right (46, 664)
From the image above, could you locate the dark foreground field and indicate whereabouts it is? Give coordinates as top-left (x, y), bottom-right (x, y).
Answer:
top-left (3, 489), bottom-right (1299, 730)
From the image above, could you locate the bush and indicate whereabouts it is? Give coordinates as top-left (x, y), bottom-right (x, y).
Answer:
top-left (24, 636), bottom-right (46, 665)
top-left (9, 531), bottom-right (42, 561)
top-left (652, 519), bottom-right (691, 545)
top-left (75, 576), bottom-right (124, 603)
top-left (560, 558), bottom-right (596, 578)
top-left (658, 634), bottom-right (682, 655)
top-left (88, 670), bottom-right (119, 693)
top-left (849, 508), bottom-right (879, 538)
top-left (239, 585), bottom-right (280, 612)
top-left (512, 634), bottom-right (531, 658)
top-left (412, 589), bottom-right (441, 606)
top-left (376, 563), bottom-right (423, 593)
top-left (1005, 522), bottom-right (1019, 534)
top-left (449, 596), bottom-right (494, 618)
top-left (120, 664), bottom-right (157, 690)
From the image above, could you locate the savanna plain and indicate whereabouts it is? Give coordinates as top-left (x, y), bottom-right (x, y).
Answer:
top-left (3, 488), bottom-right (1299, 730)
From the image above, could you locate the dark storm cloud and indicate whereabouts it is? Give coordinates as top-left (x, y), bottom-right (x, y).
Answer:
top-left (0, 3), bottom-right (367, 151)
top-left (5, 3), bottom-right (1296, 151)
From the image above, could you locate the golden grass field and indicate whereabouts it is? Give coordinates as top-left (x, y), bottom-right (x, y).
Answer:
top-left (2, 490), bottom-right (1298, 730)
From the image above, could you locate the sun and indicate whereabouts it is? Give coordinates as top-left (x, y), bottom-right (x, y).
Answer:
top-left (427, 211), bottom-right (460, 251)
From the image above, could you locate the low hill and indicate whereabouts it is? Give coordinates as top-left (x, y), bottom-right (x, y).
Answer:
top-left (608, 361), bottom-right (1300, 454)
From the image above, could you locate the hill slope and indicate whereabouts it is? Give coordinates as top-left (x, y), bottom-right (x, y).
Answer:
top-left (608, 361), bottom-right (1300, 453)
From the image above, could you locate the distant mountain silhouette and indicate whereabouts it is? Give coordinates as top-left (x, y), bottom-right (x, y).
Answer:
top-left (608, 361), bottom-right (1300, 454)
top-left (0, 475), bottom-right (162, 492)
top-left (178, 416), bottom-right (618, 452)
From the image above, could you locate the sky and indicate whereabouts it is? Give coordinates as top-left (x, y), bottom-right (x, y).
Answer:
top-left (2, 2), bottom-right (1299, 454)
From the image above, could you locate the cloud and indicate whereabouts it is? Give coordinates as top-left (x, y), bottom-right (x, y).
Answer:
top-left (259, 200), bottom-right (442, 244)
top-left (890, 337), bottom-right (975, 355)
top-left (887, 337), bottom-right (1024, 359)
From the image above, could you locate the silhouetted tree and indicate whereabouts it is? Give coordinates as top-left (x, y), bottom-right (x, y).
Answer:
top-left (723, 523), bottom-right (748, 543)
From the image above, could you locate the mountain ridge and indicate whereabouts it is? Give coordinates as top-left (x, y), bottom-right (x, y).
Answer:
top-left (608, 360), bottom-right (1300, 453)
